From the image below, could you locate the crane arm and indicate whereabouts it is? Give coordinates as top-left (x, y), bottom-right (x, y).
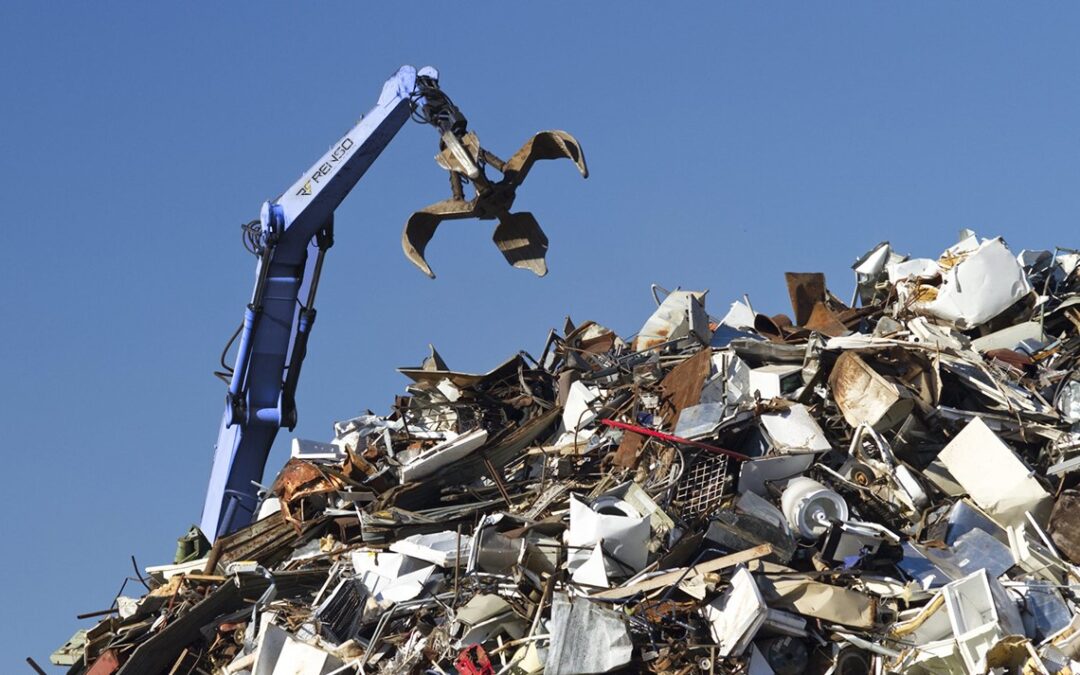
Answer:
top-left (200, 66), bottom-right (435, 539)
top-left (199, 65), bottom-right (586, 540)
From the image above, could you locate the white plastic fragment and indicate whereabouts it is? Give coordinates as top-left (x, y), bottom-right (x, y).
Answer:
top-left (252, 623), bottom-right (344, 675)
top-left (942, 569), bottom-right (1025, 673)
top-left (562, 380), bottom-right (602, 433)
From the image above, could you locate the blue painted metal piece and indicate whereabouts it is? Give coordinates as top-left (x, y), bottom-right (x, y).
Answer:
top-left (200, 66), bottom-right (431, 540)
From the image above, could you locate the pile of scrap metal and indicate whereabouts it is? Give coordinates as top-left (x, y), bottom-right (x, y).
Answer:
top-left (52, 231), bottom-right (1080, 675)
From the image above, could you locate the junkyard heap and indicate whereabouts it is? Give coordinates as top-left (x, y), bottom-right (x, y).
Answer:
top-left (49, 232), bottom-right (1080, 674)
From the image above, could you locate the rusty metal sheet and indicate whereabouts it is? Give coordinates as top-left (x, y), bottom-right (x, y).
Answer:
top-left (86, 650), bottom-right (119, 675)
top-left (272, 458), bottom-right (345, 530)
top-left (753, 313), bottom-right (810, 343)
top-left (659, 349), bottom-right (712, 428)
top-left (614, 429), bottom-right (645, 469)
top-left (397, 354), bottom-right (526, 388)
top-left (828, 351), bottom-right (915, 431)
top-left (204, 510), bottom-right (308, 575)
top-left (804, 301), bottom-right (849, 337)
top-left (785, 272), bottom-right (827, 326)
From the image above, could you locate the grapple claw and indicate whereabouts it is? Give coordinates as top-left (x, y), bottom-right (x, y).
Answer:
top-left (402, 130), bottom-right (586, 277)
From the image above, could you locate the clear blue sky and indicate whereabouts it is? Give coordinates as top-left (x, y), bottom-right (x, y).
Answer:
top-left (3, 3), bottom-right (1080, 668)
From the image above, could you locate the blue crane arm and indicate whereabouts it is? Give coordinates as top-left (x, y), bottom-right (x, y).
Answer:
top-left (200, 65), bottom-right (433, 540)
top-left (197, 63), bottom-right (587, 541)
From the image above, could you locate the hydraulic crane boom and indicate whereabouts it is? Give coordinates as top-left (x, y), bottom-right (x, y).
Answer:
top-left (200, 65), bottom-right (586, 540)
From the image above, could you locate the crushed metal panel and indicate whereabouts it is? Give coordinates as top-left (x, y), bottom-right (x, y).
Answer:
top-left (390, 530), bottom-right (473, 567)
top-left (759, 404), bottom-right (831, 453)
top-left (829, 351), bottom-right (915, 431)
top-left (545, 594), bottom-right (633, 675)
top-left (737, 453), bottom-right (815, 497)
top-left (205, 509), bottom-right (305, 575)
top-left (702, 566), bottom-right (767, 656)
top-left (921, 237), bottom-right (1034, 329)
top-left (567, 494), bottom-right (649, 574)
top-left (398, 428), bottom-right (488, 483)
top-left (937, 416), bottom-right (1053, 528)
top-left (116, 580), bottom-right (243, 674)
top-left (971, 320), bottom-right (1046, 353)
top-left (633, 289), bottom-right (709, 352)
top-left (658, 348), bottom-right (712, 428)
top-left (756, 574), bottom-right (876, 628)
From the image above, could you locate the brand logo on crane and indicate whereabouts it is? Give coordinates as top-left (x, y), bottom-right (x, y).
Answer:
top-left (296, 137), bottom-right (354, 197)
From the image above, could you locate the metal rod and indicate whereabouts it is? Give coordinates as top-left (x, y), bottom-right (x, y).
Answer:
top-left (76, 607), bottom-right (120, 620)
top-left (599, 419), bottom-right (751, 461)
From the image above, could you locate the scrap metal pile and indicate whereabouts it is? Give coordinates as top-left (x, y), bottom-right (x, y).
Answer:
top-left (53, 232), bottom-right (1080, 674)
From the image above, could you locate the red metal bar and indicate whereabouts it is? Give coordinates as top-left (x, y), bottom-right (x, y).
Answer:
top-left (600, 419), bottom-right (751, 462)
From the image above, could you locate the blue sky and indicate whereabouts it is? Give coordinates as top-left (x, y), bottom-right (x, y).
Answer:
top-left (4, 3), bottom-right (1080, 668)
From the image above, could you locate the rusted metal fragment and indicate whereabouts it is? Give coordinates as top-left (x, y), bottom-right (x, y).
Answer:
top-left (1049, 490), bottom-right (1080, 564)
top-left (86, 650), bottom-right (119, 675)
top-left (753, 313), bottom-right (810, 343)
top-left (804, 301), bottom-right (849, 337)
top-left (785, 272), bottom-right (827, 326)
top-left (634, 290), bottom-right (709, 352)
top-left (272, 458), bottom-right (345, 530)
top-left (203, 510), bottom-right (310, 575)
top-left (659, 349), bottom-right (712, 428)
top-left (829, 351), bottom-right (915, 431)
top-left (614, 429), bottom-right (645, 468)
top-left (398, 354), bottom-right (526, 389)
top-left (116, 582), bottom-right (241, 675)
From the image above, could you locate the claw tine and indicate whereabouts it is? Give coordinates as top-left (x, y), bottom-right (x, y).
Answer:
top-left (402, 199), bottom-right (478, 278)
top-left (503, 130), bottom-right (589, 184)
top-left (545, 130), bottom-right (588, 179)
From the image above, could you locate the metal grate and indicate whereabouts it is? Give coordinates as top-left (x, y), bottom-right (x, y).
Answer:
top-left (671, 451), bottom-right (730, 519)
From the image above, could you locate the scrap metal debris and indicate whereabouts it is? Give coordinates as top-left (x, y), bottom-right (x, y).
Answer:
top-left (52, 233), bottom-right (1080, 674)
